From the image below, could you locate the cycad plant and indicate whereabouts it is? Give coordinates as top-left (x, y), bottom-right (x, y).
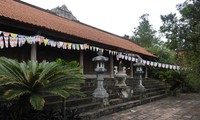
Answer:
top-left (0, 57), bottom-right (84, 119)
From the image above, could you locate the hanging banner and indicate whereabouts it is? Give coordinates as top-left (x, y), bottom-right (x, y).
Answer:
top-left (154, 62), bottom-right (158, 67)
top-left (0, 30), bottom-right (184, 71)
top-left (165, 64), bottom-right (169, 69)
top-left (83, 44), bottom-right (89, 50)
top-left (177, 66), bottom-right (180, 70)
top-left (162, 64), bottom-right (165, 68)
top-left (128, 56), bottom-right (131, 61)
top-left (80, 44), bottom-right (84, 50)
top-left (57, 41), bottom-right (63, 48)
top-left (10, 33), bottom-right (18, 47)
top-left (132, 57), bottom-right (135, 62)
top-left (125, 55), bottom-right (128, 60)
top-left (0, 36), bottom-right (4, 49)
top-left (169, 65), bottom-right (173, 69)
top-left (146, 61), bottom-right (150, 65)
top-left (18, 35), bottom-right (26, 47)
top-left (150, 61), bottom-right (154, 66)
top-left (3, 32), bottom-right (10, 48)
top-left (158, 63), bottom-right (162, 67)
top-left (121, 55), bottom-right (125, 59)
top-left (142, 60), bottom-right (147, 64)
top-left (43, 38), bottom-right (49, 46)
top-left (173, 65), bottom-right (176, 70)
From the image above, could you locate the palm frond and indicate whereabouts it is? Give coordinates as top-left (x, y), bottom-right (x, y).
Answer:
top-left (3, 89), bottom-right (30, 100)
top-left (0, 57), bottom-right (84, 111)
top-left (47, 88), bottom-right (70, 98)
top-left (29, 94), bottom-right (45, 110)
top-left (0, 58), bottom-right (25, 82)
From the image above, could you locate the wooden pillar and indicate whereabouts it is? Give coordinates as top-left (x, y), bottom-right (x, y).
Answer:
top-left (130, 61), bottom-right (133, 78)
top-left (145, 65), bottom-right (148, 79)
top-left (110, 55), bottom-right (114, 78)
top-left (80, 50), bottom-right (84, 73)
top-left (30, 44), bottom-right (37, 61)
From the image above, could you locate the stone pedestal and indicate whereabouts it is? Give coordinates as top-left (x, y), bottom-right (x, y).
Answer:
top-left (115, 86), bottom-right (132, 98)
top-left (93, 73), bottom-right (109, 98)
top-left (114, 73), bottom-right (127, 87)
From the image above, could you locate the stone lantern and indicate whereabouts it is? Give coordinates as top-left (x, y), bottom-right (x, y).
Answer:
top-left (92, 51), bottom-right (109, 98)
top-left (133, 58), bottom-right (146, 93)
top-left (114, 61), bottom-right (127, 87)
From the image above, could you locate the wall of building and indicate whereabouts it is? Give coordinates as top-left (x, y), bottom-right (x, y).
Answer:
top-left (0, 44), bottom-right (30, 61)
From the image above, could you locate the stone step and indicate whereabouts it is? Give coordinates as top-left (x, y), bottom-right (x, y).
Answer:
top-left (69, 102), bottom-right (99, 113)
top-left (81, 84), bottom-right (166, 93)
top-left (109, 98), bottom-right (123, 105)
top-left (44, 78), bottom-right (169, 119)
top-left (81, 82), bottom-right (165, 88)
top-left (83, 79), bottom-right (165, 87)
top-left (71, 90), bottom-right (166, 114)
top-left (65, 97), bottom-right (93, 107)
top-left (45, 87), bottom-right (166, 110)
top-left (80, 94), bottom-right (167, 120)
top-left (45, 85), bottom-right (166, 106)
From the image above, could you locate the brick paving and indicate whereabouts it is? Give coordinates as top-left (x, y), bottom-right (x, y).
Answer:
top-left (95, 93), bottom-right (200, 120)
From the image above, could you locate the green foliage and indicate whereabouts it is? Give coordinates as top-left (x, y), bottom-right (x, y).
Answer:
top-left (0, 57), bottom-right (84, 112)
top-left (160, 0), bottom-right (200, 92)
top-left (146, 46), bottom-right (176, 63)
top-left (131, 13), bottom-right (160, 48)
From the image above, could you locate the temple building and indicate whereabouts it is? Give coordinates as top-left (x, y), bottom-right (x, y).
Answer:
top-left (0, 1), bottom-right (182, 119)
top-left (0, 0), bottom-right (157, 78)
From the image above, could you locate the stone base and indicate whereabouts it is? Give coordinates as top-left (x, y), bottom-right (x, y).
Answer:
top-left (115, 86), bottom-right (131, 98)
top-left (135, 84), bottom-right (146, 93)
top-left (93, 88), bottom-right (109, 98)
top-left (93, 98), bottom-right (110, 108)
top-left (115, 83), bottom-right (127, 87)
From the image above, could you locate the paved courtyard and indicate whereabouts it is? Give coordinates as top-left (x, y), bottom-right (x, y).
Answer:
top-left (95, 93), bottom-right (200, 120)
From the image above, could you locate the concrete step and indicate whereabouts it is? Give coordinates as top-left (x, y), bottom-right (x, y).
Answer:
top-left (44, 78), bottom-right (169, 120)
top-left (80, 94), bottom-right (167, 120)
top-left (69, 102), bottom-right (99, 113)
top-left (109, 98), bottom-right (123, 105)
top-left (45, 85), bottom-right (166, 106)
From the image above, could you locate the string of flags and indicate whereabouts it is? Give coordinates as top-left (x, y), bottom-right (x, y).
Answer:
top-left (0, 30), bottom-right (183, 71)
top-left (0, 31), bottom-right (121, 55)
top-left (116, 54), bottom-right (183, 71)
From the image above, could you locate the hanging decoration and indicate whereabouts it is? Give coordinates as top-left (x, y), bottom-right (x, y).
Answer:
top-left (0, 30), bottom-right (183, 71)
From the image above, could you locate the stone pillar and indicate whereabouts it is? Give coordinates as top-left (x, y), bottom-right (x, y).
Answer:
top-left (80, 50), bottom-right (84, 73)
top-left (133, 59), bottom-right (146, 93)
top-left (145, 65), bottom-right (148, 79)
top-left (110, 55), bottom-right (114, 78)
top-left (31, 44), bottom-right (37, 61)
top-left (130, 61), bottom-right (133, 78)
top-left (92, 52), bottom-right (109, 98)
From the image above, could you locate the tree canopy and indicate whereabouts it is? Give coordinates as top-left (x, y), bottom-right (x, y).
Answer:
top-left (160, 0), bottom-right (200, 91)
top-left (131, 13), bottom-right (160, 48)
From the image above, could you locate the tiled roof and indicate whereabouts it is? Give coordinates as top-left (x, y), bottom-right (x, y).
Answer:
top-left (0, 0), bottom-right (156, 58)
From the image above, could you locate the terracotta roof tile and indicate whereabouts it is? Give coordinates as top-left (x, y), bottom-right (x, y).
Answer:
top-left (0, 0), bottom-right (156, 58)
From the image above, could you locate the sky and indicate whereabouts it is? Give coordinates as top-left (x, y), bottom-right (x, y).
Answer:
top-left (21, 0), bottom-right (185, 37)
